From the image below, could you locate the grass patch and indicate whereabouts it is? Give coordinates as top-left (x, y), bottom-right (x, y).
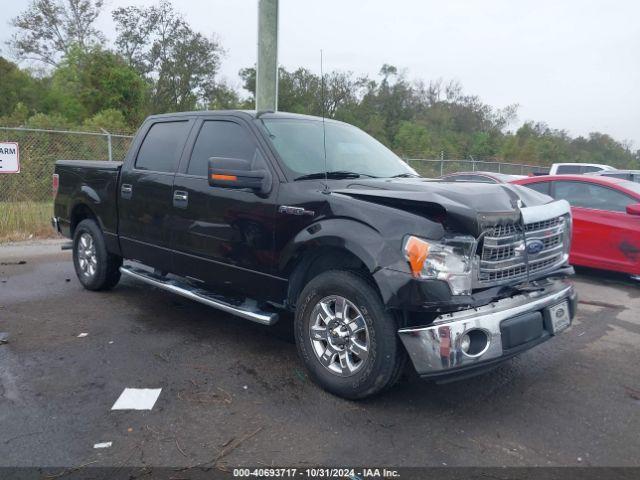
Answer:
top-left (0, 202), bottom-right (57, 243)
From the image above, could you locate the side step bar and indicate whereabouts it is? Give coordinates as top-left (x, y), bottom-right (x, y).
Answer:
top-left (120, 266), bottom-right (279, 325)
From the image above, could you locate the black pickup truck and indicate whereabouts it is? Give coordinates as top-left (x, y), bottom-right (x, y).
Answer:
top-left (53, 111), bottom-right (577, 399)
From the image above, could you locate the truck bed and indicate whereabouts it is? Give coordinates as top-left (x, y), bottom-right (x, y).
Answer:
top-left (53, 160), bottom-right (122, 245)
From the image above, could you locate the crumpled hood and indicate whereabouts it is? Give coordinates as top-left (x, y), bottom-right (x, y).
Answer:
top-left (333, 178), bottom-right (554, 236)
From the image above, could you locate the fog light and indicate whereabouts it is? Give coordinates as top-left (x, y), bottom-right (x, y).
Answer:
top-left (461, 329), bottom-right (490, 357)
top-left (460, 334), bottom-right (471, 353)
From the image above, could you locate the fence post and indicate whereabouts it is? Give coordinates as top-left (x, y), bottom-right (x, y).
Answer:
top-left (101, 128), bottom-right (113, 161)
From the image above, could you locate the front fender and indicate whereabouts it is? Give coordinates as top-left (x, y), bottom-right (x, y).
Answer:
top-left (279, 217), bottom-right (396, 275)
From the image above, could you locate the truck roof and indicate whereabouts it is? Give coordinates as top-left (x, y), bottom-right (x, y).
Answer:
top-left (145, 110), bottom-right (341, 123)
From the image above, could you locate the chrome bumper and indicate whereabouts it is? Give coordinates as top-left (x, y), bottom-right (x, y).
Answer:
top-left (398, 278), bottom-right (577, 377)
top-left (51, 216), bottom-right (60, 233)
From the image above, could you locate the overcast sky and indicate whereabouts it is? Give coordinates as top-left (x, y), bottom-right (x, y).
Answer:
top-left (2, 0), bottom-right (639, 147)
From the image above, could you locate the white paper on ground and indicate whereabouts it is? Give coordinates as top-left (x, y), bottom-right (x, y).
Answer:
top-left (77, 333), bottom-right (88, 338)
top-left (94, 442), bottom-right (112, 449)
top-left (111, 388), bottom-right (162, 410)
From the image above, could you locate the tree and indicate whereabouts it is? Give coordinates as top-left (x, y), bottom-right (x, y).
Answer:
top-left (48, 47), bottom-right (147, 125)
top-left (113, 0), bottom-right (223, 113)
top-left (8, 0), bottom-right (105, 66)
top-left (206, 81), bottom-right (242, 110)
top-left (0, 57), bottom-right (48, 117)
top-left (240, 66), bottom-right (364, 117)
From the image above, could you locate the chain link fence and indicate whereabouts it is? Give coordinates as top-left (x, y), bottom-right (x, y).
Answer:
top-left (0, 127), bottom-right (134, 203)
top-left (0, 126), bottom-right (550, 204)
top-left (405, 158), bottom-right (548, 177)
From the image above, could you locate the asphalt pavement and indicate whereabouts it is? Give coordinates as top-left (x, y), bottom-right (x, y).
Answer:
top-left (1, 239), bottom-right (639, 469)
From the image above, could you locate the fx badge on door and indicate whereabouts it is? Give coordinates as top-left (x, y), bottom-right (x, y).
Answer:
top-left (278, 205), bottom-right (315, 217)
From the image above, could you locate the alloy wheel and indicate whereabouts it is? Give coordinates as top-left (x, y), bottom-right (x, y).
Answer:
top-left (309, 295), bottom-right (370, 376)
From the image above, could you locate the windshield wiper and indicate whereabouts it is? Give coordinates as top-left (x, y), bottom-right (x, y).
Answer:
top-left (390, 172), bottom-right (421, 178)
top-left (294, 171), bottom-right (378, 181)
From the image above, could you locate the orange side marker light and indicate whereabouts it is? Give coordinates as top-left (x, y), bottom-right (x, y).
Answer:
top-left (211, 174), bottom-right (237, 181)
top-left (404, 236), bottom-right (430, 278)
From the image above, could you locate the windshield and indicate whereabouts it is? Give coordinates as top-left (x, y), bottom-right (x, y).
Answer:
top-left (260, 118), bottom-right (417, 179)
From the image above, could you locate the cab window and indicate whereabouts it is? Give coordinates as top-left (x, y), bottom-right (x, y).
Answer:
top-left (187, 120), bottom-right (264, 177)
top-left (555, 165), bottom-right (582, 174)
top-left (135, 121), bottom-right (191, 173)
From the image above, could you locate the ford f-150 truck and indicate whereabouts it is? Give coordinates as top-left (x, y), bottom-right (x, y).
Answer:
top-left (52, 110), bottom-right (577, 399)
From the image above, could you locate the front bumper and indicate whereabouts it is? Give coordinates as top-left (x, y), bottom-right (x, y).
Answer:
top-left (397, 277), bottom-right (577, 378)
top-left (51, 216), bottom-right (61, 233)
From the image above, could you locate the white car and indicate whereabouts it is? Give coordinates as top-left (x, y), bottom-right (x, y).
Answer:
top-left (548, 163), bottom-right (616, 175)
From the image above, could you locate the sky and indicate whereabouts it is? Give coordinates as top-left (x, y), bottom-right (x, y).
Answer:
top-left (2, 0), bottom-right (639, 147)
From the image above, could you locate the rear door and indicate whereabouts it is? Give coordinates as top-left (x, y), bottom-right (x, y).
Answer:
top-left (170, 116), bottom-right (283, 300)
top-left (118, 118), bottom-right (194, 271)
top-left (552, 180), bottom-right (640, 273)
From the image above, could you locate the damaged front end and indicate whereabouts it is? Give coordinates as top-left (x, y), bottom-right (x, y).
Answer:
top-left (398, 275), bottom-right (577, 379)
top-left (392, 198), bottom-right (576, 378)
top-left (334, 179), bottom-right (577, 379)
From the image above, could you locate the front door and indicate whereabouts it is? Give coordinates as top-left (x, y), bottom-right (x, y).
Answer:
top-left (118, 118), bottom-right (193, 272)
top-left (170, 117), bottom-right (284, 300)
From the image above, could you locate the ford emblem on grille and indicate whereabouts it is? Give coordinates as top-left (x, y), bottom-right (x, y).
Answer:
top-left (526, 239), bottom-right (545, 255)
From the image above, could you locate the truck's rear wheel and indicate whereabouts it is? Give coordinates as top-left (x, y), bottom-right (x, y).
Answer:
top-left (72, 219), bottom-right (122, 291)
top-left (294, 270), bottom-right (406, 399)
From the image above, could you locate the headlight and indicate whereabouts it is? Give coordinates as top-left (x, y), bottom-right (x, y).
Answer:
top-left (561, 213), bottom-right (572, 263)
top-left (403, 235), bottom-right (476, 295)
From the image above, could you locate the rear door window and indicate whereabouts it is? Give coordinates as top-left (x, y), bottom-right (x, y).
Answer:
top-left (135, 121), bottom-right (191, 173)
top-left (554, 181), bottom-right (635, 212)
top-left (187, 121), bottom-right (262, 177)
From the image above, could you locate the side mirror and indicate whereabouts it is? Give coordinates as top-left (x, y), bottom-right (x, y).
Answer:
top-left (208, 157), bottom-right (271, 193)
top-left (626, 203), bottom-right (640, 216)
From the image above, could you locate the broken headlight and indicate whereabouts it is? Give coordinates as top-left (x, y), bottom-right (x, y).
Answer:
top-left (403, 235), bottom-right (476, 295)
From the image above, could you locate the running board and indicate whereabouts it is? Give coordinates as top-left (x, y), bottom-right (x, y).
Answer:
top-left (119, 266), bottom-right (278, 325)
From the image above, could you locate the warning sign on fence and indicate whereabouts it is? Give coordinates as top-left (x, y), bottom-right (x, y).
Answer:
top-left (0, 142), bottom-right (20, 174)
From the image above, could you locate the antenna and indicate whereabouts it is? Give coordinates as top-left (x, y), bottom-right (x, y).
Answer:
top-left (320, 49), bottom-right (329, 193)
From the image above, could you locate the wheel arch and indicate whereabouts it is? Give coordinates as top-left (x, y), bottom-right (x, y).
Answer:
top-left (69, 202), bottom-right (100, 237)
top-left (282, 219), bottom-right (388, 308)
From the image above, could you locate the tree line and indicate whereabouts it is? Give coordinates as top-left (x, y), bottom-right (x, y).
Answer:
top-left (1, 0), bottom-right (638, 169)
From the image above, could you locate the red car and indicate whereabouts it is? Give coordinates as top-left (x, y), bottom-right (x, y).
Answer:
top-left (511, 175), bottom-right (640, 278)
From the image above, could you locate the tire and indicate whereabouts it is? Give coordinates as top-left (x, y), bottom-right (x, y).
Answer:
top-left (72, 219), bottom-right (122, 291)
top-left (294, 270), bottom-right (406, 399)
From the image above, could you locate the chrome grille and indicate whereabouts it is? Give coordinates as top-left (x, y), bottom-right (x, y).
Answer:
top-left (478, 216), bottom-right (566, 286)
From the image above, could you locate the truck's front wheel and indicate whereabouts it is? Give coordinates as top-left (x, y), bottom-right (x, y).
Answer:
top-left (72, 219), bottom-right (122, 291)
top-left (295, 271), bottom-right (406, 399)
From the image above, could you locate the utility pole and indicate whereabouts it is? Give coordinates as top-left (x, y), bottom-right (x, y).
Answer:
top-left (256, 0), bottom-right (279, 112)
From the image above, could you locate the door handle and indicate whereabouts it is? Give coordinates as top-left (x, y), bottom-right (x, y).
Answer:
top-left (173, 191), bottom-right (188, 201)
top-left (173, 190), bottom-right (188, 208)
top-left (121, 183), bottom-right (133, 199)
